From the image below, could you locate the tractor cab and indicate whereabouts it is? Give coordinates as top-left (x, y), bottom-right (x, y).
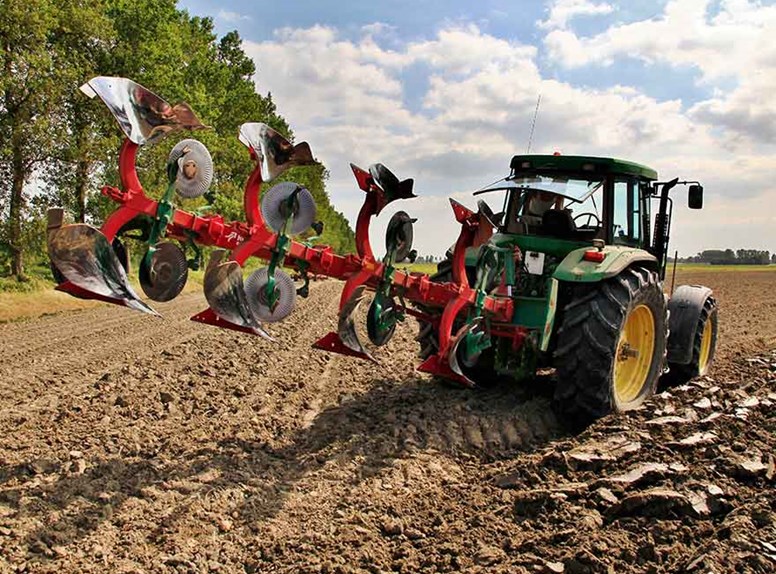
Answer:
top-left (475, 154), bottom-right (659, 252)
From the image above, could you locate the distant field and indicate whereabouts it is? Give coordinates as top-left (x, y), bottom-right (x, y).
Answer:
top-left (405, 262), bottom-right (439, 275)
top-left (673, 263), bottom-right (776, 272)
top-left (401, 261), bottom-right (776, 274)
top-left (405, 262), bottom-right (776, 274)
top-left (0, 268), bottom-right (205, 323)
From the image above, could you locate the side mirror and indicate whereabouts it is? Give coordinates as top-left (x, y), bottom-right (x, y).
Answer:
top-left (688, 184), bottom-right (703, 209)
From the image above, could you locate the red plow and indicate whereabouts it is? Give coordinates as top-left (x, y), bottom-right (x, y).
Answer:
top-left (48, 77), bottom-right (512, 385)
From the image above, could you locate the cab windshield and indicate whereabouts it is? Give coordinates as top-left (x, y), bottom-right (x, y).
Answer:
top-left (475, 173), bottom-right (606, 238)
top-left (508, 175), bottom-right (604, 204)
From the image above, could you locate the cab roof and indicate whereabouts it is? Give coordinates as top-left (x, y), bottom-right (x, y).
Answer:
top-left (509, 154), bottom-right (658, 181)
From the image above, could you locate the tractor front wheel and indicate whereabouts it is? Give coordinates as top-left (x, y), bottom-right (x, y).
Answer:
top-left (553, 267), bottom-right (667, 426)
top-left (663, 294), bottom-right (718, 386)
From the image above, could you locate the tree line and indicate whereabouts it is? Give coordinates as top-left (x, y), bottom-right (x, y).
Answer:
top-left (680, 249), bottom-right (774, 265)
top-left (0, 0), bottom-right (355, 282)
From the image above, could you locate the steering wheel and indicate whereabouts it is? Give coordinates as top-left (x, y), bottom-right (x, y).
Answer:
top-left (573, 212), bottom-right (602, 228)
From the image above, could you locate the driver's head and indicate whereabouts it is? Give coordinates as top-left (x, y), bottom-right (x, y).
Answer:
top-left (526, 191), bottom-right (558, 217)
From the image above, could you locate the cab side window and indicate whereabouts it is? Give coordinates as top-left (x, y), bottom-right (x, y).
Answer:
top-left (612, 178), bottom-right (641, 245)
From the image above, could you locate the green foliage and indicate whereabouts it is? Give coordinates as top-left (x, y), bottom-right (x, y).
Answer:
top-left (683, 249), bottom-right (772, 265)
top-left (0, 0), bottom-right (356, 285)
top-left (0, 0), bottom-right (109, 277)
top-left (406, 262), bottom-right (438, 275)
top-left (0, 264), bottom-right (55, 292)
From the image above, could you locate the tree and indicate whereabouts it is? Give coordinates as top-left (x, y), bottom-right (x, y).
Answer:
top-left (1, 0), bottom-right (355, 282)
top-left (42, 2), bottom-right (114, 224)
top-left (1, 0), bottom-right (59, 279)
top-left (0, 0), bottom-right (108, 279)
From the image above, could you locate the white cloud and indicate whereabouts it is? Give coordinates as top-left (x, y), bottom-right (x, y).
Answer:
top-left (407, 24), bottom-right (537, 75)
top-left (216, 10), bottom-right (251, 23)
top-left (543, 0), bottom-right (776, 145)
top-left (688, 35), bottom-right (776, 144)
top-left (544, 0), bottom-right (776, 80)
top-left (243, 19), bottom-right (776, 257)
top-left (360, 22), bottom-right (396, 37)
top-left (538, 0), bottom-right (614, 30)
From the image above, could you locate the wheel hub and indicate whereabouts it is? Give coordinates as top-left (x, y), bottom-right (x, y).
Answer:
top-left (613, 304), bottom-right (656, 405)
top-left (699, 318), bottom-right (713, 372)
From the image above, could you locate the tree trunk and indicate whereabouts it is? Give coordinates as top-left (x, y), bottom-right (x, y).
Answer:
top-left (9, 145), bottom-right (26, 280)
top-left (75, 158), bottom-right (89, 223)
top-left (72, 108), bottom-right (91, 223)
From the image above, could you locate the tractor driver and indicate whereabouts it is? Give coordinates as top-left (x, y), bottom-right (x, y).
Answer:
top-left (522, 190), bottom-right (563, 228)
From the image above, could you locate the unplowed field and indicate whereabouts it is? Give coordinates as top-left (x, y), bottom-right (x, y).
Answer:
top-left (1, 270), bottom-right (774, 573)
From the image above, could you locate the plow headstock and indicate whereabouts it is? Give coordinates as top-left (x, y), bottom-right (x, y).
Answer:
top-left (49, 76), bottom-right (518, 387)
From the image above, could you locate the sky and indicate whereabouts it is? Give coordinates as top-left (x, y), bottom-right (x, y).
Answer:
top-left (180, 0), bottom-right (776, 258)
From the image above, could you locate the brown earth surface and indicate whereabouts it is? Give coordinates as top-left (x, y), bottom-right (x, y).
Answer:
top-left (0, 270), bottom-right (774, 573)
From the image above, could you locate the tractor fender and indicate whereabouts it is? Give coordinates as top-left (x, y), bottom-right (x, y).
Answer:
top-left (666, 284), bottom-right (714, 365)
top-left (553, 246), bottom-right (657, 283)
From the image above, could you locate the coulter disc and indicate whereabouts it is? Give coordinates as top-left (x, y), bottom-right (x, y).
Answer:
top-left (139, 241), bottom-right (188, 302)
top-left (385, 210), bottom-right (415, 263)
top-left (244, 267), bottom-right (296, 323)
top-left (170, 139), bottom-right (213, 198)
top-left (261, 182), bottom-right (316, 234)
top-left (366, 294), bottom-right (397, 347)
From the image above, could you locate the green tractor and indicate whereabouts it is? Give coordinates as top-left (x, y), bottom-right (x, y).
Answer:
top-left (417, 154), bottom-right (718, 425)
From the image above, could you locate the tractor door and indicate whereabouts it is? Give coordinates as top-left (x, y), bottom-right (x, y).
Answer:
top-left (609, 176), bottom-right (649, 249)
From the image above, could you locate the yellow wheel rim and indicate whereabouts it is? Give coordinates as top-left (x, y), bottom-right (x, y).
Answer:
top-left (698, 317), bottom-right (713, 373)
top-left (613, 304), bottom-right (656, 405)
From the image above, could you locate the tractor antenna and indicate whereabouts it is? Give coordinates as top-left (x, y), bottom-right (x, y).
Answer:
top-left (526, 93), bottom-right (542, 153)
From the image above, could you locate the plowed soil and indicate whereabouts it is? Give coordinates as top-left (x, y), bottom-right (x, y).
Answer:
top-left (0, 270), bottom-right (774, 573)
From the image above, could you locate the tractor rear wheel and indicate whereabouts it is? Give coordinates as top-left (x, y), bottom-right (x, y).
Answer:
top-left (553, 267), bottom-right (667, 426)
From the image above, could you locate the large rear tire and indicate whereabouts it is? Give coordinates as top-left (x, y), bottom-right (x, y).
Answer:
top-left (553, 267), bottom-right (667, 426)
